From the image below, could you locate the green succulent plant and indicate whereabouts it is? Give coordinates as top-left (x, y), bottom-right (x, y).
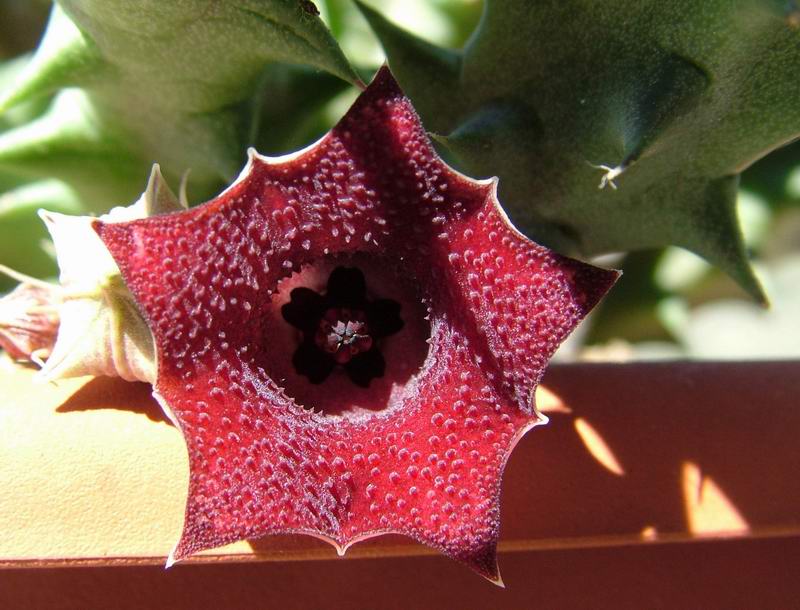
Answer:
top-left (1, 0), bottom-right (799, 302)
top-left (0, 1), bottom-right (358, 202)
top-left (357, 0), bottom-right (800, 302)
top-left (0, 0), bottom-right (359, 287)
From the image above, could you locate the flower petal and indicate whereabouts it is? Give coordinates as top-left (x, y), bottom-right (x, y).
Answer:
top-left (366, 298), bottom-right (404, 338)
top-left (326, 266), bottom-right (368, 306)
top-left (344, 347), bottom-right (385, 387)
top-left (96, 67), bottom-right (618, 581)
top-left (281, 287), bottom-right (326, 332)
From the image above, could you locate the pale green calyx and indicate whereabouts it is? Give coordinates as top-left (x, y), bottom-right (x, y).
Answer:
top-left (35, 165), bottom-right (183, 384)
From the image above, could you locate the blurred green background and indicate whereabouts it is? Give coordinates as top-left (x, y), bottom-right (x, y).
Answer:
top-left (1, 0), bottom-right (798, 360)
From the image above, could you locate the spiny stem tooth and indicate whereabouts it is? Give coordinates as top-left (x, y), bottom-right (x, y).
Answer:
top-left (588, 162), bottom-right (626, 190)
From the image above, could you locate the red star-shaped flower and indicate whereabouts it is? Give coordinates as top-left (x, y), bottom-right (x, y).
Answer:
top-left (96, 67), bottom-right (618, 582)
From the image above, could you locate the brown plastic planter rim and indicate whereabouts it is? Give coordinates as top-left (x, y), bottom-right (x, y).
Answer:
top-left (1, 359), bottom-right (798, 569)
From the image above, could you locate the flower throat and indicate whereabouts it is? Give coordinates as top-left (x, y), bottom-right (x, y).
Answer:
top-left (281, 266), bottom-right (404, 387)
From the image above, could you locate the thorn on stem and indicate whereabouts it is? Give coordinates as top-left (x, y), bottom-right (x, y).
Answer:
top-left (588, 162), bottom-right (626, 190)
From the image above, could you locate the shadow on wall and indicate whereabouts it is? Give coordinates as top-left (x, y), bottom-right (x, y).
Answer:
top-left (55, 361), bottom-right (800, 554)
top-left (498, 361), bottom-right (797, 546)
top-left (58, 376), bottom-right (171, 425)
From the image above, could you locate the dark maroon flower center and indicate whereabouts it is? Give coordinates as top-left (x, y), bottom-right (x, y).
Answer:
top-left (281, 266), bottom-right (404, 387)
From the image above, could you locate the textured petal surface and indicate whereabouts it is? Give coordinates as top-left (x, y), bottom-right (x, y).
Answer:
top-left (97, 68), bottom-right (618, 580)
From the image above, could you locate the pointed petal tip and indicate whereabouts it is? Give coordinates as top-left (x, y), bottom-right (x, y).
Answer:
top-left (178, 170), bottom-right (191, 209)
top-left (144, 163), bottom-right (164, 196)
top-left (142, 163), bottom-right (183, 216)
top-left (165, 539), bottom-right (188, 569)
top-left (574, 262), bottom-right (623, 314)
top-left (459, 545), bottom-right (504, 586)
top-left (245, 146), bottom-right (267, 169)
top-left (37, 208), bottom-right (55, 225)
top-left (471, 556), bottom-right (504, 587)
top-left (367, 63), bottom-right (402, 96)
top-left (148, 163), bottom-right (163, 179)
top-left (488, 570), bottom-right (506, 588)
